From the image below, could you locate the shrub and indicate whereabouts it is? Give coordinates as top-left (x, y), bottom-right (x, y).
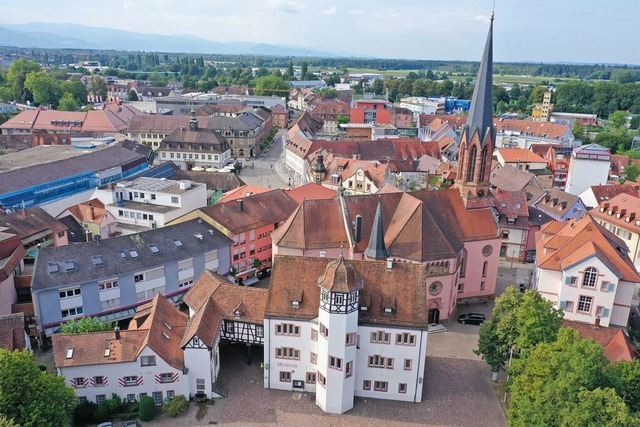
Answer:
top-left (139, 396), bottom-right (155, 421)
top-left (106, 393), bottom-right (123, 415)
top-left (93, 404), bottom-right (110, 423)
top-left (162, 395), bottom-right (188, 418)
top-left (38, 364), bottom-right (47, 372)
top-left (73, 401), bottom-right (97, 426)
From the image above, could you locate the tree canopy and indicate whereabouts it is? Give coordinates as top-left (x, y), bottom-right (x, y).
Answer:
top-left (253, 75), bottom-right (290, 97)
top-left (60, 316), bottom-right (113, 334)
top-left (0, 350), bottom-right (76, 427)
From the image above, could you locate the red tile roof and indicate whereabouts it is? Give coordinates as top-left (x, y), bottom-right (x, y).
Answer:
top-left (496, 148), bottom-right (546, 164)
top-left (286, 183), bottom-right (337, 204)
top-left (63, 198), bottom-right (109, 224)
top-left (0, 314), bottom-right (27, 350)
top-left (562, 320), bottom-right (638, 362)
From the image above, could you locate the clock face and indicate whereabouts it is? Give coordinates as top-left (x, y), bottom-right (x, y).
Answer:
top-left (429, 281), bottom-right (443, 296)
top-left (482, 245), bottom-right (493, 257)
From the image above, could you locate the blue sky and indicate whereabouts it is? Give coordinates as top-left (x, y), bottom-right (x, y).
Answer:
top-left (1, 0), bottom-right (638, 64)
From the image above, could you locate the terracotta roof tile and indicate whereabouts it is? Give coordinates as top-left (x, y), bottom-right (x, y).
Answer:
top-left (0, 313), bottom-right (27, 350)
top-left (286, 183), bottom-right (337, 204)
top-left (562, 320), bottom-right (638, 362)
top-left (496, 148), bottom-right (546, 164)
top-left (63, 198), bottom-right (109, 224)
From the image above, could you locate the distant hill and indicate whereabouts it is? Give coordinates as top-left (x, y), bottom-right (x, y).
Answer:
top-left (0, 22), bottom-right (342, 57)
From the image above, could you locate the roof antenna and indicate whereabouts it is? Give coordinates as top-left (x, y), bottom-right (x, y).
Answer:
top-left (491, 0), bottom-right (496, 21)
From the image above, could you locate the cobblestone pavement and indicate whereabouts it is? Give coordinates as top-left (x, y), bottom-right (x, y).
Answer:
top-left (152, 344), bottom-right (506, 427)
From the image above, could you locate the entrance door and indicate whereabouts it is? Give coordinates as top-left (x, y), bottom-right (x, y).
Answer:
top-left (428, 308), bottom-right (440, 324)
top-left (500, 245), bottom-right (507, 258)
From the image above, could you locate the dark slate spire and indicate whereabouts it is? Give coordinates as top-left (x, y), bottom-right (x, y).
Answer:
top-left (189, 107), bottom-right (198, 131)
top-left (364, 201), bottom-right (389, 259)
top-left (465, 14), bottom-right (494, 145)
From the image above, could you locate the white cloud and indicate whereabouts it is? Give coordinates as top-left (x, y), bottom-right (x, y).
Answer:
top-left (122, 1), bottom-right (137, 9)
top-left (473, 14), bottom-right (491, 24)
top-left (267, 0), bottom-right (305, 13)
top-left (348, 9), bottom-right (363, 15)
top-left (322, 5), bottom-right (337, 15)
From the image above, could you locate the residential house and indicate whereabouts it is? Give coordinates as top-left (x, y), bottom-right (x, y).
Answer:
top-left (350, 95), bottom-right (392, 125)
top-left (200, 108), bottom-right (273, 159)
top-left (31, 219), bottom-right (232, 337)
top-left (0, 207), bottom-right (69, 258)
top-left (283, 112), bottom-right (324, 186)
top-left (590, 193), bottom-right (640, 270)
top-left (563, 320), bottom-right (638, 362)
top-left (270, 104), bottom-right (288, 129)
top-left (527, 187), bottom-right (587, 222)
top-left (53, 294), bottom-right (189, 406)
top-left (565, 144), bottom-right (612, 196)
top-left (533, 214), bottom-right (640, 328)
top-left (310, 100), bottom-right (350, 134)
top-left (168, 189), bottom-right (299, 284)
top-left (127, 115), bottom-right (200, 150)
top-left (310, 155), bottom-right (391, 195)
top-left (157, 111), bottom-right (232, 170)
top-left (390, 107), bottom-right (414, 129)
top-left (494, 189), bottom-right (529, 261)
top-left (57, 199), bottom-right (117, 240)
top-left (495, 148), bottom-right (548, 172)
top-left (0, 313), bottom-right (31, 351)
top-left (579, 184), bottom-right (639, 209)
top-left (264, 255), bottom-right (428, 413)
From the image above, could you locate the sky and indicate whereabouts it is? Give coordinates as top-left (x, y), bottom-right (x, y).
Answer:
top-left (1, 0), bottom-right (639, 64)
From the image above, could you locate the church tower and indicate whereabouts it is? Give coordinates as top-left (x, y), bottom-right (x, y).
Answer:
top-left (189, 107), bottom-right (198, 131)
top-left (454, 14), bottom-right (495, 204)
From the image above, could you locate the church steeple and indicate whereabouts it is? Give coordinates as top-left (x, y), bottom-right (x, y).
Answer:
top-left (189, 107), bottom-right (198, 131)
top-left (466, 13), bottom-right (494, 147)
top-left (454, 14), bottom-right (496, 203)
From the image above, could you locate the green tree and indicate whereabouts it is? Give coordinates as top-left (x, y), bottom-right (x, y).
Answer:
top-left (507, 328), bottom-right (610, 427)
top-left (87, 76), bottom-right (108, 99)
top-left (139, 395), bottom-right (155, 421)
top-left (24, 71), bottom-right (58, 106)
top-left (58, 92), bottom-right (79, 111)
top-left (254, 75), bottom-right (290, 97)
top-left (59, 79), bottom-right (87, 105)
top-left (0, 349), bottom-right (77, 427)
top-left (609, 110), bottom-right (628, 129)
top-left (6, 58), bottom-right (42, 102)
top-left (300, 62), bottom-right (308, 80)
top-left (127, 89), bottom-right (139, 101)
top-left (475, 287), bottom-right (563, 373)
top-left (604, 360), bottom-right (640, 413)
top-left (630, 115), bottom-right (640, 130)
top-left (625, 163), bottom-right (640, 181)
top-left (611, 69), bottom-right (638, 84)
top-left (529, 85), bottom-right (547, 104)
top-left (563, 388), bottom-right (640, 427)
top-left (60, 316), bottom-right (113, 334)
top-left (0, 414), bottom-right (20, 427)
top-left (286, 61), bottom-right (294, 78)
top-left (337, 114), bottom-right (350, 126)
top-left (594, 130), bottom-right (632, 154)
top-left (572, 120), bottom-right (586, 141)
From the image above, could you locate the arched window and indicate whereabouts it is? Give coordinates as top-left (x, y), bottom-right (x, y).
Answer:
top-left (482, 261), bottom-right (488, 277)
top-left (467, 145), bottom-right (477, 182)
top-left (582, 267), bottom-right (597, 288)
top-left (479, 146), bottom-right (488, 182)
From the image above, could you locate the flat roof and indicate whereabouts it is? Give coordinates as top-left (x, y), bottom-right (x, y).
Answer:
top-left (0, 145), bottom-right (112, 173)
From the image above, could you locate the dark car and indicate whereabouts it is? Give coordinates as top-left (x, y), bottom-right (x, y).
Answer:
top-left (457, 312), bottom-right (486, 325)
top-left (121, 421), bottom-right (140, 427)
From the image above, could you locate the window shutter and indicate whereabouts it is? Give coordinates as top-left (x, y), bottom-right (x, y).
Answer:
top-left (602, 308), bottom-right (610, 318)
top-left (608, 282), bottom-right (616, 293)
top-left (564, 276), bottom-right (572, 285)
top-left (559, 301), bottom-right (567, 309)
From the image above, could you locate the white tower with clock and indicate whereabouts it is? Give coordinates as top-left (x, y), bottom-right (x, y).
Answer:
top-left (315, 256), bottom-right (363, 413)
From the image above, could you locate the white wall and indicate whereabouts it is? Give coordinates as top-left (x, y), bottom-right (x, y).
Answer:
top-left (566, 158), bottom-right (611, 196)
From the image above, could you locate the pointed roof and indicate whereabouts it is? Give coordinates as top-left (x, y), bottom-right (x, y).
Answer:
top-left (364, 201), bottom-right (389, 259)
top-left (465, 14), bottom-right (494, 146)
top-left (317, 256), bottom-right (364, 293)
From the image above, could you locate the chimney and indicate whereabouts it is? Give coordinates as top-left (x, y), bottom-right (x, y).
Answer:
top-left (386, 257), bottom-right (393, 271)
top-left (237, 199), bottom-right (244, 212)
top-left (114, 326), bottom-right (121, 340)
top-left (354, 215), bottom-right (362, 243)
top-left (21, 208), bottom-right (27, 218)
top-left (88, 202), bottom-right (95, 221)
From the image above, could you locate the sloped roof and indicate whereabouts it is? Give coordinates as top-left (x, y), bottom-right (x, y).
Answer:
top-left (490, 165), bottom-right (535, 192)
top-left (536, 214), bottom-right (640, 282)
top-left (0, 313), bottom-right (27, 350)
top-left (53, 293), bottom-right (187, 370)
top-left (590, 193), bottom-right (640, 232)
top-left (494, 189), bottom-right (529, 217)
top-left (588, 185), bottom-right (638, 204)
top-left (63, 198), bottom-right (109, 225)
top-left (563, 320), bottom-right (638, 362)
top-left (218, 184), bottom-right (272, 203)
top-left (0, 206), bottom-right (67, 239)
top-left (266, 255), bottom-right (428, 329)
top-left (286, 183), bottom-right (336, 204)
top-left (197, 189), bottom-right (299, 235)
top-left (497, 148), bottom-right (546, 164)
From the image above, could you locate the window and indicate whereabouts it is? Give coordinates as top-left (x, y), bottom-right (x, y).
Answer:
top-left (502, 230), bottom-right (509, 239)
top-left (123, 376), bottom-right (138, 386)
top-left (98, 280), bottom-right (118, 291)
top-left (171, 196), bottom-right (179, 204)
top-left (370, 330), bottom-right (390, 344)
top-left (404, 359), bottom-right (412, 370)
top-left (374, 381), bottom-right (388, 392)
top-left (311, 329), bottom-right (318, 341)
top-left (596, 306), bottom-right (605, 317)
top-left (459, 257), bottom-right (466, 278)
top-left (482, 261), bottom-right (488, 277)
top-left (396, 333), bottom-right (416, 346)
top-left (320, 323), bottom-right (329, 338)
top-left (78, 396), bottom-right (88, 404)
top-left (159, 373), bottom-right (175, 383)
top-left (96, 394), bottom-right (106, 405)
top-left (600, 281), bottom-right (610, 292)
top-left (368, 355), bottom-right (393, 369)
top-left (310, 352), bottom-right (317, 364)
top-left (279, 371), bottom-right (291, 382)
top-left (363, 380), bottom-right (371, 390)
top-left (61, 307), bottom-right (83, 318)
top-left (134, 273), bottom-right (144, 282)
top-left (564, 301), bottom-right (574, 311)
top-left (151, 194), bottom-right (156, 200)
top-left (196, 379), bottom-right (205, 391)
top-left (458, 283), bottom-right (464, 293)
top-left (306, 372), bottom-right (316, 383)
top-left (139, 393), bottom-right (148, 400)
top-left (578, 296), bottom-right (593, 313)
top-left (346, 332), bottom-right (356, 346)
top-left (570, 276), bottom-right (578, 286)
top-left (329, 356), bottom-right (343, 370)
top-left (141, 355), bottom-right (156, 366)
top-left (166, 390), bottom-right (175, 400)
top-left (399, 383), bottom-right (407, 394)
top-left (275, 347), bottom-right (300, 360)
top-left (127, 394), bottom-right (136, 403)
top-left (582, 267), bottom-right (597, 288)
top-left (317, 372), bottom-right (326, 387)
top-left (94, 376), bottom-right (105, 386)
top-left (59, 288), bottom-right (81, 299)
top-left (73, 377), bottom-right (86, 388)
top-left (346, 361), bottom-right (353, 378)
top-left (152, 391), bottom-right (163, 406)
top-left (275, 323), bottom-right (300, 336)
top-left (480, 281), bottom-right (486, 291)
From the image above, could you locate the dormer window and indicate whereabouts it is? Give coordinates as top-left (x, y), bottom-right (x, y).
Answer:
top-left (360, 306), bottom-right (369, 312)
top-left (291, 300), bottom-right (300, 308)
top-left (234, 310), bottom-right (241, 318)
top-left (383, 307), bottom-right (395, 315)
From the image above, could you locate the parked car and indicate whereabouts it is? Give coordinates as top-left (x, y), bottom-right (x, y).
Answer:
top-left (96, 423), bottom-right (113, 427)
top-left (457, 312), bottom-right (486, 325)
top-left (121, 421), bottom-right (140, 427)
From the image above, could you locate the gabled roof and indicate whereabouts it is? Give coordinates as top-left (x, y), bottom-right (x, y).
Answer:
top-left (493, 189), bottom-right (528, 217)
top-left (531, 188), bottom-right (582, 218)
top-left (590, 193), bottom-right (640, 231)
top-left (196, 189), bottom-right (299, 235)
top-left (490, 165), bottom-right (535, 192)
top-left (53, 293), bottom-right (187, 370)
top-left (181, 271), bottom-right (268, 347)
top-left (563, 320), bottom-right (638, 362)
top-left (0, 206), bottom-right (67, 239)
top-left (496, 148), bottom-right (546, 164)
top-left (266, 255), bottom-right (428, 328)
top-left (218, 184), bottom-right (272, 203)
top-left (536, 214), bottom-right (640, 282)
top-left (0, 313), bottom-right (27, 350)
top-left (286, 183), bottom-right (337, 204)
top-left (62, 198), bottom-right (110, 225)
